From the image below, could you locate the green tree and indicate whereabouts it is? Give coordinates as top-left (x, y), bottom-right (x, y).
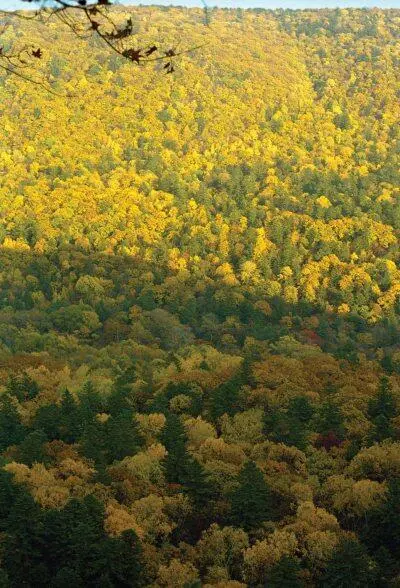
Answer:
top-left (320, 538), bottom-right (376, 588)
top-left (160, 412), bottom-right (189, 484)
top-left (80, 418), bottom-right (109, 470)
top-left (33, 403), bottom-right (62, 441)
top-left (288, 396), bottom-right (314, 424)
top-left (314, 400), bottom-right (345, 447)
top-left (267, 555), bottom-right (303, 587)
top-left (59, 389), bottom-right (82, 443)
top-left (209, 378), bottom-right (240, 422)
top-left (6, 373), bottom-right (39, 402)
top-left (264, 396), bottom-right (313, 451)
top-left (18, 429), bottom-right (48, 466)
top-left (363, 478), bottom-right (400, 558)
top-left (230, 461), bottom-right (273, 530)
top-left (1, 493), bottom-right (143, 587)
top-left (368, 376), bottom-right (397, 443)
top-left (181, 456), bottom-right (215, 508)
top-left (106, 411), bottom-right (142, 463)
top-left (0, 395), bottom-right (26, 452)
top-left (79, 381), bottom-right (104, 426)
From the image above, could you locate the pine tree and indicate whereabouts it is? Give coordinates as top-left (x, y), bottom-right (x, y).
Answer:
top-left (373, 546), bottom-right (398, 588)
top-left (362, 478), bottom-right (400, 558)
top-left (108, 366), bottom-right (137, 416)
top-left (0, 395), bottom-right (26, 452)
top-left (209, 378), bottom-right (240, 422)
top-left (368, 376), bottom-right (397, 443)
top-left (59, 389), bottom-right (82, 443)
top-left (106, 410), bottom-right (142, 462)
top-left (18, 429), bottom-right (48, 466)
top-left (263, 396), bottom-right (314, 451)
top-left (80, 418), bottom-right (108, 469)
top-left (79, 381), bottom-right (104, 426)
top-left (320, 538), bottom-right (376, 588)
top-left (6, 373), bottom-right (39, 402)
top-left (2, 493), bottom-right (143, 587)
top-left (32, 403), bottom-right (62, 441)
top-left (160, 413), bottom-right (214, 505)
top-left (287, 396), bottom-right (314, 424)
top-left (314, 400), bottom-right (345, 449)
top-left (230, 461), bottom-right (273, 530)
top-left (267, 555), bottom-right (303, 587)
top-left (181, 457), bottom-right (214, 508)
top-left (160, 412), bottom-right (189, 484)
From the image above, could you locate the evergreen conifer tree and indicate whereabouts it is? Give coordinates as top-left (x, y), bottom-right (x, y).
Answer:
top-left (268, 555), bottom-right (303, 588)
top-left (18, 429), bottom-right (48, 466)
top-left (59, 389), bottom-right (82, 443)
top-left (209, 379), bottom-right (240, 422)
top-left (230, 461), bottom-right (272, 530)
top-left (0, 395), bottom-right (26, 452)
top-left (181, 456), bottom-right (214, 507)
top-left (368, 376), bottom-right (397, 443)
top-left (320, 538), bottom-right (376, 588)
top-left (161, 412), bottom-right (189, 484)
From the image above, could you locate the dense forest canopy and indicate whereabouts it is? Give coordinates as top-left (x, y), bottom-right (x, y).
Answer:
top-left (0, 5), bottom-right (399, 587)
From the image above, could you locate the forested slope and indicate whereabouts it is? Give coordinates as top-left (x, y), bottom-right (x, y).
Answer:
top-left (0, 6), bottom-right (399, 586)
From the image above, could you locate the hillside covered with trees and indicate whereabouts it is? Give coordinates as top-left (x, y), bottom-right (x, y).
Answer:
top-left (0, 5), bottom-right (399, 586)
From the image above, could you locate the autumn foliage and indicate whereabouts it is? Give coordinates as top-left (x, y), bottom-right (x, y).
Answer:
top-left (0, 5), bottom-right (399, 587)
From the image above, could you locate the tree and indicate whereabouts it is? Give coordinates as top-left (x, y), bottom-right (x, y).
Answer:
top-left (79, 381), bottom-right (104, 426)
top-left (80, 417), bottom-right (109, 470)
top-left (1, 493), bottom-right (143, 587)
top-left (18, 429), bottom-right (48, 466)
top-left (209, 378), bottom-right (241, 422)
top-left (180, 456), bottom-right (215, 508)
top-left (33, 403), bottom-right (62, 442)
top-left (367, 376), bottom-right (397, 443)
top-left (6, 372), bottom-right (39, 402)
top-left (160, 412), bottom-right (189, 485)
top-left (320, 538), bottom-right (376, 588)
top-left (362, 478), bottom-right (400, 558)
top-left (267, 555), bottom-right (304, 588)
top-left (264, 397), bottom-right (313, 451)
top-left (160, 412), bottom-right (214, 507)
top-left (59, 389), bottom-right (82, 443)
top-left (230, 461), bottom-right (273, 530)
top-left (107, 410), bottom-right (142, 463)
top-left (288, 396), bottom-right (314, 424)
top-left (314, 400), bottom-right (345, 449)
top-left (107, 365), bottom-right (137, 415)
top-left (0, 395), bottom-right (26, 452)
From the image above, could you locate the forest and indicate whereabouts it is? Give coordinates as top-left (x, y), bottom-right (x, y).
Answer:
top-left (0, 4), bottom-right (399, 586)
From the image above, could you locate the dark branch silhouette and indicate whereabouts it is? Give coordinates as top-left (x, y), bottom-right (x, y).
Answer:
top-left (0, 0), bottom-right (209, 92)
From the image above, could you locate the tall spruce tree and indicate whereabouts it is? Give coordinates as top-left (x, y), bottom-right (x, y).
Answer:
top-left (368, 376), bottom-right (397, 443)
top-left (230, 461), bottom-right (273, 530)
top-left (209, 378), bottom-right (240, 422)
top-left (18, 429), bottom-right (48, 466)
top-left (181, 456), bottom-right (215, 508)
top-left (59, 389), bottom-right (82, 443)
top-left (6, 373), bottom-right (40, 402)
top-left (268, 555), bottom-right (303, 588)
top-left (160, 413), bottom-right (214, 506)
top-left (0, 395), bottom-right (26, 452)
top-left (315, 400), bottom-right (345, 438)
top-left (160, 412), bottom-right (189, 484)
top-left (106, 410), bottom-right (142, 462)
top-left (320, 538), bottom-right (376, 588)
top-left (362, 478), bottom-right (400, 558)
